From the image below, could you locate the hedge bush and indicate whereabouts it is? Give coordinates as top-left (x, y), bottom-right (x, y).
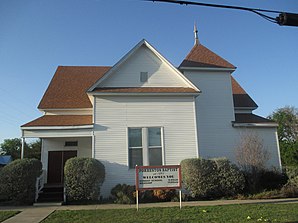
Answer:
top-left (181, 158), bottom-right (245, 198)
top-left (258, 169), bottom-right (288, 191)
top-left (212, 158), bottom-right (246, 197)
top-left (0, 158), bottom-right (42, 205)
top-left (64, 157), bottom-right (105, 203)
top-left (110, 184), bottom-right (177, 204)
top-left (111, 184), bottom-right (136, 204)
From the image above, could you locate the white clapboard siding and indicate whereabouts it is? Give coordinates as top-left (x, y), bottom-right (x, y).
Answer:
top-left (41, 137), bottom-right (92, 183)
top-left (232, 127), bottom-right (281, 168)
top-left (99, 45), bottom-right (189, 88)
top-left (94, 96), bottom-right (198, 197)
top-left (182, 70), bottom-right (281, 168)
top-left (183, 71), bottom-right (236, 157)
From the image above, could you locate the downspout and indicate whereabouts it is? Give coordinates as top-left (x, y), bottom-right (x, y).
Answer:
top-left (21, 130), bottom-right (25, 159)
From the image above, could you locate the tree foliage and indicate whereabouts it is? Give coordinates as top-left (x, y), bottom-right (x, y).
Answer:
top-left (268, 106), bottom-right (298, 166)
top-left (268, 106), bottom-right (298, 143)
top-left (0, 138), bottom-right (41, 160)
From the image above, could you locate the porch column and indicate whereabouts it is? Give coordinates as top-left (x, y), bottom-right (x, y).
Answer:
top-left (92, 132), bottom-right (95, 158)
top-left (21, 137), bottom-right (25, 159)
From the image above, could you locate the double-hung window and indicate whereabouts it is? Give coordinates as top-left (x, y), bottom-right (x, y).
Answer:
top-left (128, 127), bottom-right (163, 168)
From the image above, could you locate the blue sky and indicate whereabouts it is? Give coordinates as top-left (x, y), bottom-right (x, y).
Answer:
top-left (0, 0), bottom-right (297, 144)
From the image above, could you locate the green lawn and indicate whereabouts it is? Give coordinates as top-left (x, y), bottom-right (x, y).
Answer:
top-left (0, 211), bottom-right (19, 222)
top-left (42, 203), bottom-right (298, 223)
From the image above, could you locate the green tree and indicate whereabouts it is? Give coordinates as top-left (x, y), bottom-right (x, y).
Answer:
top-left (268, 106), bottom-right (298, 166)
top-left (268, 106), bottom-right (298, 143)
top-left (0, 138), bottom-right (41, 160)
top-left (26, 139), bottom-right (41, 160)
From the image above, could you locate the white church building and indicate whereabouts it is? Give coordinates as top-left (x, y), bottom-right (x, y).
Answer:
top-left (21, 30), bottom-right (281, 197)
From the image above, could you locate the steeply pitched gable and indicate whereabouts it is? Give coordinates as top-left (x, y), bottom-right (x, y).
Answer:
top-left (89, 39), bottom-right (199, 92)
top-left (180, 44), bottom-right (235, 69)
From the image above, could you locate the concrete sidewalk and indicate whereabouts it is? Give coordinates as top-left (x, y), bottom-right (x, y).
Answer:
top-left (1, 198), bottom-right (298, 223)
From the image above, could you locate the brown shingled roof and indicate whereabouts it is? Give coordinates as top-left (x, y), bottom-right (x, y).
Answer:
top-left (93, 87), bottom-right (199, 93)
top-left (180, 44), bottom-right (235, 69)
top-left (231, 76), bottom-right (258, 108)
top-left (38, 66), bottom-right (111, 109)
top-left (234, 114), bottom-right (275, 124)
top-left (22, 115), bottom-right (93, 127)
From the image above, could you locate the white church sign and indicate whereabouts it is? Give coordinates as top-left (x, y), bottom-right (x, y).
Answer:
top-left (136, 165), bottom-right (181, 190)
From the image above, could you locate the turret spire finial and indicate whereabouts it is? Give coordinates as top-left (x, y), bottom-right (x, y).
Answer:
top-left (194, 22), bottom-right (200, 45)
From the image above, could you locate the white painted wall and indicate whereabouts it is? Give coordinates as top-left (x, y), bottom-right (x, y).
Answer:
top-left (99, 45), bottom-right (189, 88)
top-left (41, 137), bottom-right (92, 183)
top-left (44, 109), bottom-right (92, 115)
top-left (233, 127), bottom-right (281, 169)
top-left (182, 69), bottom-right (281, 169)
top-left (94, 96), bottom-right (198, 197)
top-left (183, 70), bottom-right (236, 157)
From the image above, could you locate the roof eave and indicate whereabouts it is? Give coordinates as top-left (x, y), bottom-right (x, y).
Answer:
top-left (21, 124), bottom-right (94, 130)
top-left (89, 92), bottom-right (200, 96)
top-left (234, 106), bottom-right (258, 110)
top-left (179, 66), bottom-right (236, 72)
top-left (232, 123), bottom-right (278, 128)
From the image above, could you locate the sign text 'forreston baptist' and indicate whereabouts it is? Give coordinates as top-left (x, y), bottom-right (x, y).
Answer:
top-left (136, 165), bottom-right (181, 190)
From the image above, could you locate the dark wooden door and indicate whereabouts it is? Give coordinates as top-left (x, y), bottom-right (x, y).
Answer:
top-left (47, 151), bottom-right (77, 184)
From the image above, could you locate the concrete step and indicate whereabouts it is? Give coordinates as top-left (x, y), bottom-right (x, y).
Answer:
top-left (33, 202), bottom-right (63, 207)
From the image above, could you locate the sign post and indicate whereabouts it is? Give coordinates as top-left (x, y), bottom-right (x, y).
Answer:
top-left (135, 165), bottom-right (182, 210)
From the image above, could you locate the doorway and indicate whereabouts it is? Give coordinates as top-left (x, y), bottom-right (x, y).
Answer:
top-left (47, 150), bottom-right (77, 185)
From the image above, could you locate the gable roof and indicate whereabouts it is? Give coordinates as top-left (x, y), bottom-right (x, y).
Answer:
top-left (37, 67), bottom-right (255, 110)
top-left (88, 39), bottom-right (199, 92)
top-left (231, 76), bottom-right (258, 109)
top-left (179, 44), bottom-right (235, 69)
top-left (234, 114), bottom-right (274, 124)
top-left (38, 66), bottom-right (110, 109)
top-left (22, 115), bottom-right (92, 127)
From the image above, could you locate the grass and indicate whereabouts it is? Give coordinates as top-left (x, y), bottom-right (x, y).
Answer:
top-left (42, 203), bottom-right (298, 223)
top-left (0, 211), bottom-right (19, 222)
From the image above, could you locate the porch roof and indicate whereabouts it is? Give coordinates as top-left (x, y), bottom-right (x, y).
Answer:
top-left (21, 115), bottom-right (93, 127)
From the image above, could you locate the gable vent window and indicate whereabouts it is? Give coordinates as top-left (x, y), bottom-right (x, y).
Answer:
top-left (65, 141), bottom-right (78, 147)
top-left (140, 72), bottom-right (148, 83)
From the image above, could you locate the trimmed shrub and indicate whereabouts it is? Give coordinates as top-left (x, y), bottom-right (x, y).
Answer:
top-left (64, 157), bottom-right (105, 203)
top-left (153, 189), bottom-right (177, 202)
top-left (111, 184), bottom-right (136, 204)
top-left (258, 169), bottom-right (288, 191)
top-left (110, 184), bottom-right (178, 204)
top-left (285, 166), bottom-right (298, 180)
top-left (212, 158), bottom-right (245, 197)
top-left (0, 158), bottom-right (42, 205)
top-left (181, 158), bottom-right (245, 198)
top-left (181, 158), bottom-right (218, 198)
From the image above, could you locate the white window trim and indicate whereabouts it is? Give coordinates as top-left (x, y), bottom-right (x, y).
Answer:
top-left (127, 126), bottom-right (164, 169)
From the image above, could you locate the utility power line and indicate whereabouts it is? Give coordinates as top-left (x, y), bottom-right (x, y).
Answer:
top-left (146, 0), bottom-right (298, 26)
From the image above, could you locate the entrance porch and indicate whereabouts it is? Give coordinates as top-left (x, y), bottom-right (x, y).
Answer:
top-left (21, 124), bottom-right (94, 202)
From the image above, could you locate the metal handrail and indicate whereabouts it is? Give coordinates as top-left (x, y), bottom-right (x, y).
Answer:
top-left (35, 169), bottom-right (45, 202)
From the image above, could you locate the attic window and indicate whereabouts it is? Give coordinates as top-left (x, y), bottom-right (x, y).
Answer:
top-left (140, 72), bottom-right (148, 83)
top-left (65, 141), bottom-right (78, 147)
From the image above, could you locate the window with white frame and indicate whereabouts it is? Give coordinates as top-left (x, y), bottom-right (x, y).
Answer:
top-left (128, 127), bottom-right (163, 168)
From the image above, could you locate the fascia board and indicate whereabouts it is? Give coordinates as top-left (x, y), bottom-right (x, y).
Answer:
top-left (89, 92), bottom-right (200, 97)
top-left (143, 40), bottom-right (201, 92)
top-left (232, 123), bottom-right (278, 128)
top-left (88, 40), bottom-right (146, 92)
top-left (179, 66), bottom-right (236, 72)
top-left (21, 125), bottom-right (94, 130)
